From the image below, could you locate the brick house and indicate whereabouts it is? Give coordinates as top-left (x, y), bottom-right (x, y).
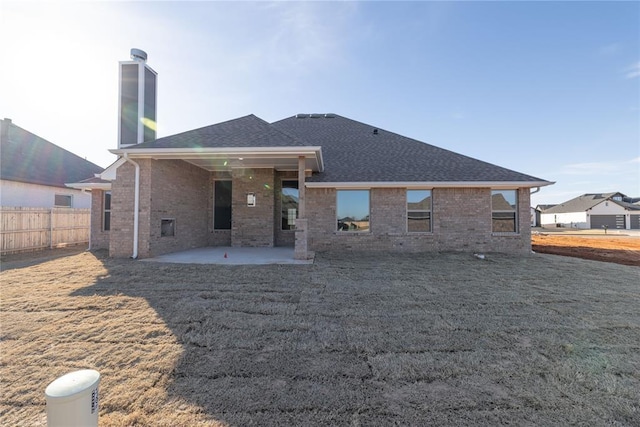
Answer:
top-left (70, 113), bottom-right (552, 259)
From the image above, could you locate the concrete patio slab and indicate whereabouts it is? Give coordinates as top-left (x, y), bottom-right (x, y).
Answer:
top-left (141, 247), bottom-right (314, 265)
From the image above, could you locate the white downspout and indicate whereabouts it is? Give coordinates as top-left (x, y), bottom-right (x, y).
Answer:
top-left (123, 153), bottom-right (140, 259)
top-left (530, 187), bottom-right (542, 228)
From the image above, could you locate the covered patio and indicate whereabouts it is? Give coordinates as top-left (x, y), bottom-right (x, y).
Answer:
top-left (141, 246), bottom-right (315, 265)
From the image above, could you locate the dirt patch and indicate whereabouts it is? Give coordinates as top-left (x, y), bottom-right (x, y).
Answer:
top-left (532, 234), bottom-right (640, 267)
top-left (1, 250), bottom-right (639, 426)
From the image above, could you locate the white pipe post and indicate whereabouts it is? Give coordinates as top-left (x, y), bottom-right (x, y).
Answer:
top-left (123, 153), bottom-right (140, 258)
top-left (45, 369), bottom-right (100, 427)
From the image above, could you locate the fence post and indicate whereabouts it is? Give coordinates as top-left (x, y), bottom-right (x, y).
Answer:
top-left (50, 208), bottom-right (54, 249)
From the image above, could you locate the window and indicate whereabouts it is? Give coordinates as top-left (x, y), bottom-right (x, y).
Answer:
top-left (281, 180), bottom-right (299, 230)
top-left (337, 190), bottom-right (370, 232)
top-left (161, 219), bottom-right (175, 237)
top-left (407, 190), bottom-right (431, 232)
top-left (214, 181), bottom-right (232, 230)
top-left (54, 194), bottom-right (72, 207)
top-left (103, 191), bottom-right (111, 231)
top-left (492, 190), bottom-right (517, 232)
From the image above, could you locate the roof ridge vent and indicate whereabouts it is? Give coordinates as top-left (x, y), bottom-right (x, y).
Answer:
top-left (296, 113), bottom-right (336, 119)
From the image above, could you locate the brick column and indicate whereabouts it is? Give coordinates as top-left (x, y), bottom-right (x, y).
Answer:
top-left (294, 219), bottom-right (308, 260)
top-left (295, 156), bottom-right (308, 259)
top-left (298, 156), bottom-right (306, 218)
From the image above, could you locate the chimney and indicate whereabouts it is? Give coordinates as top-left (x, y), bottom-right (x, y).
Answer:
top-left (118, 49), bottom-right (157, 148)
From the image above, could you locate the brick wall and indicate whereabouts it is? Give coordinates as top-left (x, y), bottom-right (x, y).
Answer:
top-left (109, 161), bottom-right (137, 257)
top-left (90, 189), bottom-right (109, 250)
top-left (306, 187), bottom-right (532, 254)
top-left (108, 157), bottom-right (533, 257)
top-left (231, 168), bottom-right (275, 247)
top-left (110, 159), bottom-right (210, 258)
top-left (147, 159), bottom-right (210, 257)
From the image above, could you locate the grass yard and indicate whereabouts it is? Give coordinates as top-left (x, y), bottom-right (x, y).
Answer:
top-left (1, 249), bottom-right (639, 426)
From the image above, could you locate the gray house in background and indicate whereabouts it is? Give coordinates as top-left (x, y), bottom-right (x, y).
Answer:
top-left (540, 192), bottom-right (640, 230)
top-left (70, 113), bottom-right (553, 259)
top-left (1, 118), bottom-right (103, 209)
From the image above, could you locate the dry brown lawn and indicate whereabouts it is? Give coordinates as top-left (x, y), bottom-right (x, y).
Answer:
top-left (1, 248), bottom-right (639, 426)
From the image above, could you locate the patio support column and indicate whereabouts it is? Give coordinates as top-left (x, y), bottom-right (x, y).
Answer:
top-left (298, 156), bottom-right (306, 219)
top-left (295, 156), bottom-right (309, 260)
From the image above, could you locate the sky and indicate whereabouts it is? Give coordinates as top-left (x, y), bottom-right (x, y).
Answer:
top-left (1, 1), bottom-right (638, 206)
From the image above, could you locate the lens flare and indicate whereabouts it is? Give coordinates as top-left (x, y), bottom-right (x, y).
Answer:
top-left (140, 117), bottom-right (157, 131)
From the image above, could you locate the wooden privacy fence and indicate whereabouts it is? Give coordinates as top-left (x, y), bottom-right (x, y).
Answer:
top-left (0, 207), bottom-right (91, 254)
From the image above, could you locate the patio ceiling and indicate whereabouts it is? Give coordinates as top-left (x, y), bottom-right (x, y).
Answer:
top-left (109, 147), bottom-right (324, 172)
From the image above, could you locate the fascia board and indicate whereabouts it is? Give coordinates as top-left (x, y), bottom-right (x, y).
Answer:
top-left (109, 146), bottom-right (323, 156)
top-left (65, 182), bottom-right (112, 190)
top-left (109, 146), bottom-right (324, 171)
top-left (99, 157), bottom-right (127, 180)
top-left (305, 181), bottom-right (555, 189)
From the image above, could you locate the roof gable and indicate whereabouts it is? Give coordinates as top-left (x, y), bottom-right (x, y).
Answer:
top-left (0, 119), bottom-right (103, 188)
top-left (272, 114), bottom-right (549, 184)
top-left (544, 192), bottom-right (629, 213)
top-left (112, 113), bottom-right (551, 186)
top-left (133, 114), bottom-right (306, 149)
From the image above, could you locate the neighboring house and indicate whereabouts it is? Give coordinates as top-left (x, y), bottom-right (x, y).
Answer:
top-left (0, 118), bottom-right (103, 208)
top-left (69, 113), bottom-right (553, 259)
top-left (540, 192), bottom-right (640, 229)
top-left (531, 204), bottom-right (556, 227)
top-left (530, 207), bottom-right (537, 227)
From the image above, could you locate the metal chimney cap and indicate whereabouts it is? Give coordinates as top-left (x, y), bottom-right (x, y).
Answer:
top-left (130, 48), bottom-right (147, 62)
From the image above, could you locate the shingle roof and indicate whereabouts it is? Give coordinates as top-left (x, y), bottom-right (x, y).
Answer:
top-left (0, 119), bottom-right (103, 188)
top-left (544, 192), bottom-right (640, 213)
top-left (271, 114), bottom-right (548, 183)
top-left (134, 114), bottom-right (306, 149)
top-left (121, 113), bottom-right (550, 185)
top-left (536, 204), bottom-right (557, 211)
top-left (76, 176), bottom-right (110, 184)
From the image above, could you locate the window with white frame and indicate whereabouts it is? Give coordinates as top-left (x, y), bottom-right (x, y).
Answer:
top-left (103, 191), bottom-right (111, 231)
top-left (491, 190), bottom-right (517, 232)
top-left (407, 190), bottom-right (432, 232)
top-left (337, 190), bottom-right (370, 232)
top-left (281, 180), bottom-right (299, 230)
top-left (54, 194), bottom-right (72, 207)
